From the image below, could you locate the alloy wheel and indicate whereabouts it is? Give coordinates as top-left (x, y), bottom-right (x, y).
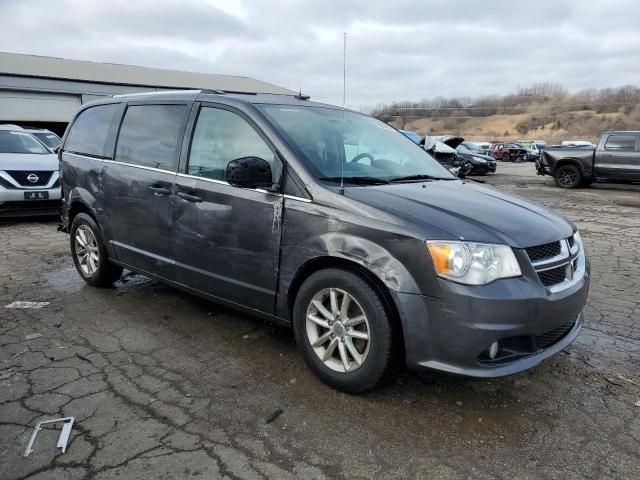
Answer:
top-left (305, 288), bottom-right (370, 373)
top-left (74, 225), bottom-right (100, 275)
top-left (558, 167), bottom-right (577, 186)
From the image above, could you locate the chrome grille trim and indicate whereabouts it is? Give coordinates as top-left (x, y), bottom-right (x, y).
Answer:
top-left (527, 234), bottom-right (586, 293)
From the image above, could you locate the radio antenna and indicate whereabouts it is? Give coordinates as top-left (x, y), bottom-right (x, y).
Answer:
top-left (342, 32), bottom-right (347, 107)
top-left (339, 32), bottom-right (347, 194)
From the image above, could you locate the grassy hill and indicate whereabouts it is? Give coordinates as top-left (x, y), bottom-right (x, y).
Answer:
top-left (371, 83), bottom-right (640, 144)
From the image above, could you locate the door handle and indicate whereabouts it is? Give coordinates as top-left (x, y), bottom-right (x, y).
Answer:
top-left (177, 191), bottom-right (203, 203)
top-left (602, 153), bottom-right (612, 157)
top-left (148, 185), bottom-right (171, 195)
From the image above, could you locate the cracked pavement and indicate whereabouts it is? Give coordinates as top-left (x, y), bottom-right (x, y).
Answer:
top-left (1, 163), bottom-right (639, 479)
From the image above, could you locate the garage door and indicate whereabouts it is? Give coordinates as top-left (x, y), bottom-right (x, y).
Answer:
top-left (0, 90), bottom-right (81, 122)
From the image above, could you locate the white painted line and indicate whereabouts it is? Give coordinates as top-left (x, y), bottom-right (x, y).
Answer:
top-left (4, 301), bottom-right (50, 309)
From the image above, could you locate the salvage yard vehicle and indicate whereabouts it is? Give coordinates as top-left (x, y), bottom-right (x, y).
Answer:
top-left (538, 131), bottom-right (640, 188)
top-left (0, 124), bottom-right (61, 217)
top-left (455, 143), bottom-right (496, 175)
top-left (489, 142), bottom-right (529, 162)
top-left (60, 90), bottom-right (589, 393)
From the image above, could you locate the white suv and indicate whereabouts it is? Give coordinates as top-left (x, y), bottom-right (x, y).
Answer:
top-left (0, 125), bottom-right (61, 217)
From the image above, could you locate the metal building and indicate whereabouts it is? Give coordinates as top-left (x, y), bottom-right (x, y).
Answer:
top-left (0, 52), bottom-right (295, 135)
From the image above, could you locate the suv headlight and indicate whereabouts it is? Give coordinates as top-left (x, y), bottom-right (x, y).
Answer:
top-left (427, 241), bottom-right (522, 285)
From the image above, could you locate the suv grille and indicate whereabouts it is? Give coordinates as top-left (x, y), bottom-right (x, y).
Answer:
top-left (535, 320), bottom-right (576, 349)
top-left (5, 171), bottom-right (53, 187)
top-left (525, 241), bottom-right (561, 262)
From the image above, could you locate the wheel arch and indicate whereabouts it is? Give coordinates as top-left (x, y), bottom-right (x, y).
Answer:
top-left (286, 256), bottom-right (406, 361)
top-left (553, 158), bottom-right (587, 177)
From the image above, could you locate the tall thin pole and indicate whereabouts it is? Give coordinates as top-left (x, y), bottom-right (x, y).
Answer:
top-left (342, 32), bottom-right (346, 107)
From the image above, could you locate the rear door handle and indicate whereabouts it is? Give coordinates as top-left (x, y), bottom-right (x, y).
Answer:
top-left (148, 185), bottom-right (171, 195)
top-left (602, 153), bottom-right (612, 157)
top-left (177, 191), bottom-right (203, 203)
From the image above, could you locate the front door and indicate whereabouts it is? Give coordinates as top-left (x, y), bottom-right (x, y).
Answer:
top-left (596, 133), bottom-right (640, 179)
top-left (172, 104), bottom-right (283, 313)
top-left (102, 102), bottom-right (189, 278)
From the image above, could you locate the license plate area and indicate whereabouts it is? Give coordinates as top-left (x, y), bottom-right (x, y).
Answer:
top-left (24, 191), bottom-right (49, 200)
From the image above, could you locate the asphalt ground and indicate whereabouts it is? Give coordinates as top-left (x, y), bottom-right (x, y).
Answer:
top-left (1, 162), bottom-right (639, 479)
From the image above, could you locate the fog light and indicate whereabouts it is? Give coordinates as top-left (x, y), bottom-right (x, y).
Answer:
top-left (489, 341), bottom-right (499, 359)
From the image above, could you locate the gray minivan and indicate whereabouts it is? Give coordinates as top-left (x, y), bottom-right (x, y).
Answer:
top-left (60, 90), bottom-right (589, 392)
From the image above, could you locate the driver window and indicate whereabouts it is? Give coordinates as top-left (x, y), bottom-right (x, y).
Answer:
top-left (188, 107), bottom-right (279, 181)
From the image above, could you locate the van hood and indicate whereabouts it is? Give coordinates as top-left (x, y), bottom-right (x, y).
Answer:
top-left (345, 180), bottom-right (573, 248)
top-left (0, 153), bottom-right (59, 171)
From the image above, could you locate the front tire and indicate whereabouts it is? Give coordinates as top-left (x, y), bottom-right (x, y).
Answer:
top-left (70, 213), bottom-right (123, 287)
top-left (554, 164), bottom-right (582, 188)
top-left (293, 269), bottom-right (395, 393)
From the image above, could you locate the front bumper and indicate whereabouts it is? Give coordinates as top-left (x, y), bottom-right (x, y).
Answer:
top-left (393, 259), bottom-right (590, 377)
top-left (0, 187), bottom-right (62, 217)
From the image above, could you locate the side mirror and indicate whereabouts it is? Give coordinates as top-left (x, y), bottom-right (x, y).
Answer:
top-left (226, 156), bottom-right (273, 189)
top-left (53, 145), bottom-right (61, 154)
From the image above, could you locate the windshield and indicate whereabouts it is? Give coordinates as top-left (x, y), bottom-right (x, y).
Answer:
top-left (0, 130), bottom-right (50, 154)
top-left (32, 132), bottom-right (61, 148)
top-left (457, 144), bottom-right (475, 154)
top-left (258, 105), bottom-right (455, 183)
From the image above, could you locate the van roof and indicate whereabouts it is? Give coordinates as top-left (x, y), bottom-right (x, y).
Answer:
top-left (83, 89), bottom-right (345, 111)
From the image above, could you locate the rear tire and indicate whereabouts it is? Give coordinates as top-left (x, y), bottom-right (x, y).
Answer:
top-left (70, 213), bottom-right (123, 287)
top-left (554, 164), bottom-right (582, 188)
top-left (293, 268), bottom-right (395, 393)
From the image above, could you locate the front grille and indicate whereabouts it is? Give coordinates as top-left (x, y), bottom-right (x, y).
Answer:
top-left (525, 241), bottom-right (561, 262)
top-left (5, 171), bottom-right (53, 187)
top-left (535, 320), bottom-right (576, 349)
top-left (526, 236), bottom-right (583, 290)
top-left (538, 266), bottom-right (568, 286)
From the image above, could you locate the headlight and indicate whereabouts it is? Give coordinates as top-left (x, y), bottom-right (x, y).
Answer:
top-left (427, 241), bottom-right (522, 285)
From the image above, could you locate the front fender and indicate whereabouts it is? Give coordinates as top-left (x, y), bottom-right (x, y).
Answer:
top-left (276, 202), bottom-right (433, 321)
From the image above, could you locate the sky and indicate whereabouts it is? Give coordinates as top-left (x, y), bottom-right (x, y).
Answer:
top-left (2, 0), bottom-right (640, 109)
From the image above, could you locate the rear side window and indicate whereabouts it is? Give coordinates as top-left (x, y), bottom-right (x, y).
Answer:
top-left (65, 104), bottom-right (120, 158)
top-left (604, 135), bottom-right (637, 152)
top-left (115, 104), bottom-right (187, 171)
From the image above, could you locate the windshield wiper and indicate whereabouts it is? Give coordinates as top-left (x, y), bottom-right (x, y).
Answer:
top-left (319, 176), bottom-right (390, 185)
top-left (389, 174), bottom-right (455, 183)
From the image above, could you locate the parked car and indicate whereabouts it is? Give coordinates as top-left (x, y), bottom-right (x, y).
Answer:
top-left (60, 90), bottom-right (589, 392)
top-left (455, 143), bottom-right (497, 175)
top-left (423, 136), bottom-right (472, 177)
top-left (24, 128), bottom-right (62, 151)
top-left (489, 142), bottom-right (529, 162)
top-left (538, 131), bottom-right (640, 188)
top-left (513, 142), bottom-right (540, 162)
top-left (0, 124), bottom-right (62, 152)
top-left (0, 125), bottom-right (61, 217)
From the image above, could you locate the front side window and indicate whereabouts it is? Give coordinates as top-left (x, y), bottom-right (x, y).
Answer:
top-left (604, 135), bottom-right (637, 152)
top-left (188, 107), bottom-right (278, 181)
top-left (115, 104), bottom-right (187, 171)
top-left (0, 131), bottom-right (50, 154)
top-left (65, 104), bottom-right (120, 158)
top-left (258, 105), bottom-right (454, 183)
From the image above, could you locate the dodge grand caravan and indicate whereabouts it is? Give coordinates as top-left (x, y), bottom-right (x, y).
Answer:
top-left (59, 90), bottom-right (589, 393)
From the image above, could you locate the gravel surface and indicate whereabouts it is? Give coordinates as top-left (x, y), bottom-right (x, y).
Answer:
top-left (1, 163), bottom-right (639, 479)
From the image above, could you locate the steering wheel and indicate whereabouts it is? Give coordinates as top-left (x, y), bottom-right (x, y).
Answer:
top-left (349, 152), bottom-right (375, 164)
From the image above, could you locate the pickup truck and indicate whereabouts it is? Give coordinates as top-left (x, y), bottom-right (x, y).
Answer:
top-left (537, 131), bottom-right (640, 188)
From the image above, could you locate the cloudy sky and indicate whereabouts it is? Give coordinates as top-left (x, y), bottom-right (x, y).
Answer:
top-left (2, 0), bottom-right (640, 108)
